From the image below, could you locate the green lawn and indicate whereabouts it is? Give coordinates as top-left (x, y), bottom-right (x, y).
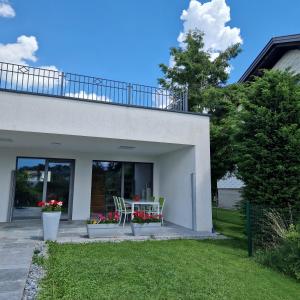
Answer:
top-left (38, 238), bottom-right (300, 300)
top-left (212, 207), bottom-right (245, 240)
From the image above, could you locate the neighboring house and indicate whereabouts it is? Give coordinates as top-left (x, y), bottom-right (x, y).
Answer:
top-left (239, 33), bottom-right (300, 82)
top-left (217, 176), bottom-right (244, 209)
top-left (0, 62), bottom-right (212, 233)
top-left (218, 33), bottom-right (300, 201)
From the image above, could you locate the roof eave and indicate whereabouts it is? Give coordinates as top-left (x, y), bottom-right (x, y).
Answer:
top-left (239, 34), bottom-right (300, 83)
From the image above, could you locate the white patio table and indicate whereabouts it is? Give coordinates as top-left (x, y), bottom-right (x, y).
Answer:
top-left (124, 199), bottom-right (160, 219)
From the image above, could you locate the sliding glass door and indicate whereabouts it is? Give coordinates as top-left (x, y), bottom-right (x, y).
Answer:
top-left (46, 161), bottom-right (73, 219)
top-left (13, 158), bottom-right (45, 219)
top-left (91, 161), bottom-right (153, 215)
top-left (91, 161), bottom-right (122, 213)
top-left (13, 157), bottom-right (74, 220)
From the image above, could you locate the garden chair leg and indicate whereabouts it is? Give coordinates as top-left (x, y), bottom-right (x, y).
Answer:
top-left (123, 213), bottom-right (126, 227)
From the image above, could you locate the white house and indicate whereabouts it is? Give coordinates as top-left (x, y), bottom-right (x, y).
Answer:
top-left (0, 62), bottom-right (212, 233)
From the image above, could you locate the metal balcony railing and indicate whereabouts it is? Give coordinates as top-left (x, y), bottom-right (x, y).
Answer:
top-left (0, 62), bottom-right (188, 112)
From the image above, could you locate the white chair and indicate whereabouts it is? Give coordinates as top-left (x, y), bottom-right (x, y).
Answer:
top-left (148, 197), bottom-right (165, 225)
top-left (113, 196), bottom-right (122, 224)
top-left (158, 197), bottom-right (165, 225)
top-left (118, 197), bottom-right (134, 227)
top-left (113, 196), bottom-right (118, 211)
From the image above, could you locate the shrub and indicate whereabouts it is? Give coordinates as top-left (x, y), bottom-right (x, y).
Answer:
top-left (235, 70), bottom-right (300, 209)
top-left (256, 231), bottom-right (300, 280)
top-left (255, 210), bottom-right (300, 280)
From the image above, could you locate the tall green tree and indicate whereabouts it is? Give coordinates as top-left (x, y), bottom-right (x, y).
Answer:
top-left (159, 30), bottom-right (242, 197)
top-left (235, 70), bottom-right (300, 208)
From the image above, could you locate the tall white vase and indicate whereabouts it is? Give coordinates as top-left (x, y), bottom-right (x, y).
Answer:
top-left (42, 212), bottom-right (61, 241)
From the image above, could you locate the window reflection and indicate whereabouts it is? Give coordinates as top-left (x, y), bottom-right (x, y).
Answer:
top-left (91, 161), bottom-right (153, 216)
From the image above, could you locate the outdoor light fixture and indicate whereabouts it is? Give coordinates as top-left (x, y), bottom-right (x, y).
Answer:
top-left (118, 145), bottom-right (136, 150)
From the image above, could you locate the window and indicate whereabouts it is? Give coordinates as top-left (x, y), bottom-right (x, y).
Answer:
top-left (90, 161), bottom-right (153, 215)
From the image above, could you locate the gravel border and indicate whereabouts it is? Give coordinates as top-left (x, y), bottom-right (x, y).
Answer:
top-left (23, 243), bottom-right (47, 300)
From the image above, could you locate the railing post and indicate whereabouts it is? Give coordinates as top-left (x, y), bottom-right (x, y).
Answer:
top-left (246, 201), bottom-right (253, 257)
top-left (60, 72), bottom-right (64, 96)
top-left (127, 83), bottom-right (132, 105)
top-left (184, 85), bottom-right (189, 111)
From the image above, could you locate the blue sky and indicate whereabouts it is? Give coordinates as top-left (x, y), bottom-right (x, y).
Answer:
top-left (0, 0), bottom-right (299, 86)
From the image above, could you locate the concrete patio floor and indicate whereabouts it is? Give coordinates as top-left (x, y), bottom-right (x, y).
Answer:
top-left (0, 220), bottom-right (217, 299)
top-left (0, 220), bottom-right (216, 243)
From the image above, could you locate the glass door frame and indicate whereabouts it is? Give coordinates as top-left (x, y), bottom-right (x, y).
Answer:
top-left (14, 156), bottom-right (75, 220)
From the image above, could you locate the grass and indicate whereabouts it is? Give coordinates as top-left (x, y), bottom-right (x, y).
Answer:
top-left (37, 208), bottom-right (300, 299)
top-left (38, 240), bottom-right (300, 299)
top-left (212, 207), bottom-right (245, 240)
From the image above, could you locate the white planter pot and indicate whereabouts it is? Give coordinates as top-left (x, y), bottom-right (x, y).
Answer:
top-left (42, 212), bottom-right (61, 241)
top-left (87, 223), bottom-right (120, 238)
top-left (130, 222), bottom-right (161, 236)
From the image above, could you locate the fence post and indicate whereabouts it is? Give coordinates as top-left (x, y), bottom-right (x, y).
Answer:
top-left (184, 85), bottom-right (189, 111)
top-left (60, 72), bottom-right (64, 96)
top-left (246, 201), bottom-right (253, 257)
top-left (127, 83), bottom-right (132, 105)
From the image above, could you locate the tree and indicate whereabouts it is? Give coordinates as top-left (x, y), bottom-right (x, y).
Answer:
top-left (235, 70), bottom-right (300, 208)
top-left (201, 84), bottom-right (246, 197)
top-left (158, 30), bottom-right (242, 197)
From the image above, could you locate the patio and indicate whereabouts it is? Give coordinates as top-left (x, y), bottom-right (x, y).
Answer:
top-left (0, 220), bottom-right (217, 244)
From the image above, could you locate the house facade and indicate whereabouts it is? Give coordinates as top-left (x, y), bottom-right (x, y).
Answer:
top-left (0, 62), bottom-right (212, 233)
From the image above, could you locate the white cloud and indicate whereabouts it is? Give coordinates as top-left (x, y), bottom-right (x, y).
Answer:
top-left (0, 36), bottom-right (62, 90)
top-left (65, 91), bottom-right (111, 102)
top-left (178, 0), bottom-right (242, 58)
top-left (0, 1), bottom-right (15, 18)
top-left (0, 35), bottom-right (38, 64)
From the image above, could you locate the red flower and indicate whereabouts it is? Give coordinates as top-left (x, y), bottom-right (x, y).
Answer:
top-left (133, 195), bottom-right (141, 202)
top-left (37, 201), bottom-right (45, 207)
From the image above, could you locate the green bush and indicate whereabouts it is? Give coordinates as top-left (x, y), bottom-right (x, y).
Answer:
top-left (235, 70), bottom-right (300, 209)
top-left (256, 225), bottom-right (300, 280)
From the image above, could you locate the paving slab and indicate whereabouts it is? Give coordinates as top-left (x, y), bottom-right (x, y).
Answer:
top-left (0, 230), bottom-right (36, 300)
top-left (0, 291), bottom-right (22, 300)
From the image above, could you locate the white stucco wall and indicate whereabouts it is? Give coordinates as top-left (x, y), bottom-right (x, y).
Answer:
top-left (0, 91), bottom-right (207, 146)
top-left (0, 149), bottom-right (16, 221)
top-left (158, 147), bottom-right (195, 229)
top-left (157, 125), bottom-right (212, 232)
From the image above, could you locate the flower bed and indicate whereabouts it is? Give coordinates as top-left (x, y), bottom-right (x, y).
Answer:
top-left (87, 211), bottom-right (120, 224)
top-left (87, 212), bottom-right (120, 238)
top-left (131, 211), bottom-right (161, 223)
top-left (131, 211), bottom-right (162, 236)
